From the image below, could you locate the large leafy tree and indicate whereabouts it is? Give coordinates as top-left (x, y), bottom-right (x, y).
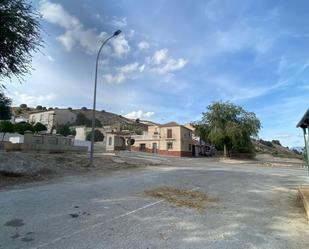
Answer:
top-left (0, 0), bottom-right (42, 83)
top-left (0, 92), bottom-right (12, 120)
top-left (199, 101), bottom-right (261, 157)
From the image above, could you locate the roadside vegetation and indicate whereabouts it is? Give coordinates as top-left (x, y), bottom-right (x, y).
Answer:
top-left (195, 101), bottom-right (261, 157)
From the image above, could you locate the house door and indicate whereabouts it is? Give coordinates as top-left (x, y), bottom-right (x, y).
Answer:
top-left (152, 143), bottom-right (157, 153)
top-left (192, 145), bottom-right (196, 156)
top-left (139, 143), bottom-right (146, 152)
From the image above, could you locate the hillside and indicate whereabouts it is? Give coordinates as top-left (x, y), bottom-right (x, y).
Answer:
top-left (74, 109), bottom-right (148, 134)
top-left (11, 107), bottom-right (149, 134)
top-left (254, 139), bottom-right (303, 160)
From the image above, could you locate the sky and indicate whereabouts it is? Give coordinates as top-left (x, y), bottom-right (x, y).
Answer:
top-left (4, 0), bottom-right (309, 147)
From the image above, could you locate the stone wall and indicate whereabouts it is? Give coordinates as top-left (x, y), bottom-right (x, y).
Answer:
top-left (22, 132), bottom-right (87, 153)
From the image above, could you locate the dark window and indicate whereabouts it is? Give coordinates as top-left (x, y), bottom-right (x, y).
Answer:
top-left (167, 142), bottom-right (173, 150)
top-left (189, 144), bottom-right (192, 151)
top-left (167, 129), bottom-right (172, 138)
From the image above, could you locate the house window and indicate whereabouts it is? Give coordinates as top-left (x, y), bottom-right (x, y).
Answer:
top-left (108, 137), bottom-right (112, 146)
top-left (167, 129), bottom-right (172, 138)
top-left (189, 144), bottom-right (192, 151)
top-left (167, 142), bottom-right (173, 150)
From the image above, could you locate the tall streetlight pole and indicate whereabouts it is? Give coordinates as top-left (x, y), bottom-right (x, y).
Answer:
top-left (90, 30), bottom-right (122, 166)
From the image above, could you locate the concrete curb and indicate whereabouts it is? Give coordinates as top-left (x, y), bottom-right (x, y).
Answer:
top-left (298, 186), bottom-right (309, 220)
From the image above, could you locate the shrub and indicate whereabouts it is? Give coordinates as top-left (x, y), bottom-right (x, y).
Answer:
top-left (86, 129), bottom-right (104, 142)
top-left (33, 122), bottom-right (47, 133)
top-left (14, 121), bottom-right (34, 135)
top-left (19, 104), bottom-right (27, 109)
top-left (56, 124), bottom-right (74, 137)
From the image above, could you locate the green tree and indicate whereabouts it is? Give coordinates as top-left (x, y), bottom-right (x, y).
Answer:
top-left (14, 121), bottom-right (34, 135)
top-left (56, 124), bottom-right (74, 137)
top-left (86, 130), bottom-right (104, 142)
top-left (200, 101), bottom-right (261, 157)
top-left (0, 0), bottom-right (42, 83)
top-left (36, 105), bottom-right (43, 110)
top-left (0, 121), bottom-right (14, 141)
top-left (0, 92), bottom-right (12, 120)
top-left (33, 122), bottom-right (47, 133)
top-left (19, 103), bottom-right (27, 109)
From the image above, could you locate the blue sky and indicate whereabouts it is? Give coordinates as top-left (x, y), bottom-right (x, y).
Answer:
top-left (5, 0), bottom-right (309, 147)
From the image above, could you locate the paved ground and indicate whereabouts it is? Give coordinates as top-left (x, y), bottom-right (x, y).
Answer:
top-left (1, 155), bottom-right (309, 249)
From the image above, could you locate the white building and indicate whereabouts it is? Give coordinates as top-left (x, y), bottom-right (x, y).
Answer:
top-left (29, 109), bottom-right (77, 132)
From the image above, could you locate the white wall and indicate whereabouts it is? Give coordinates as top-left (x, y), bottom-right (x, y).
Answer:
top-left (74, 139), bottom-right (91, 151)
top-left (0, 133), bottom-right (24, 143)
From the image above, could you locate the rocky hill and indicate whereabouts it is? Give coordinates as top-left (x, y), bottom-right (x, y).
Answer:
top-left (11, 106), bottom-right (149, 134)
top-left (254, 139), bottom-right (303, 160)
top-left (73, 109), bottom-right (148, 134)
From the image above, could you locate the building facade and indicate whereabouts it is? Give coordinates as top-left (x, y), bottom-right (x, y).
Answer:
top-left (131, 122), bottom-right (194, 157)
top-left (29, 109), bottom-right (77, 132)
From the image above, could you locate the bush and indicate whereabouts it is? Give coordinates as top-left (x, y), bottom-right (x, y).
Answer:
top-left (19, 104), bottom-right (27, 109)
top-left (272, 140), bottom-right (281, 146)
top-left (36, 105), bottom-right (43, 110)
top-left (0, 120), bottom-right (14, 140)
top-left (56, 124), bottom-right (75, 137)
top-left (33, 122), bottom-right (47, 133)
top-left (259, 139), bottom-right (273, 147)
top-left (81, 107), bottom-right (87, 111)
top-left (86, 129), bottom-right (104, 142)
top-left (14, 121), bottom-right (34, 135)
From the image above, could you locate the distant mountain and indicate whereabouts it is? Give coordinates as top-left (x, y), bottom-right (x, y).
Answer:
top-left (291, 147), bottom-right (304, 154)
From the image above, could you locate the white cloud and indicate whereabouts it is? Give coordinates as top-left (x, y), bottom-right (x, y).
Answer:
top-left (147, 48), bottom-right (188, 75)
top-left (138, 41), bottom-right (150, 50)
top-left (211, 26), bottom-right (274, 55)
top-left (103, 62), bottom-right (141, 84)
top-left (125, 110), bottom-right (154, 119)
top-left (9, 92), bottom-right (56, 106)
top-left (40, 1), bottom-right (130, 57)
top-left (139, 64), bottom-right (145, 72)
top-left (110, 34), bottom-right (130, 58)
top-left (110, 16), bottom-right (127, 28)
top-left (39, 0), bottom-right (80, 29)
top-left (150, 48), bottom-right (169, 65)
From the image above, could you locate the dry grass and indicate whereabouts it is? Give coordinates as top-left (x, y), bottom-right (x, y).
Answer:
top-left (144, 186), bottom-right (218, 211)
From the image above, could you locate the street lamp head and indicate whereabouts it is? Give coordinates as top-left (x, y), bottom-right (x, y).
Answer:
top-left (113, 30), bottom-right (122, 36)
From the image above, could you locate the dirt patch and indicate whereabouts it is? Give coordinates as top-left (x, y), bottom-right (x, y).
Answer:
top-left (144, 186), bottom-right (218, 211)
top-left (0, 151), bottom-right (161, 189)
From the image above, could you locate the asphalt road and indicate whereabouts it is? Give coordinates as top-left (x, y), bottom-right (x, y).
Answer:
top-left (1, 156), bottom-right (309, 249)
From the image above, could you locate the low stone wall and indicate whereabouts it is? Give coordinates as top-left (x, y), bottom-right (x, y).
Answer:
top-left (4, 142), bottom-right (22, 152)
top-left (22, 133), bottom-right (87, 153)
